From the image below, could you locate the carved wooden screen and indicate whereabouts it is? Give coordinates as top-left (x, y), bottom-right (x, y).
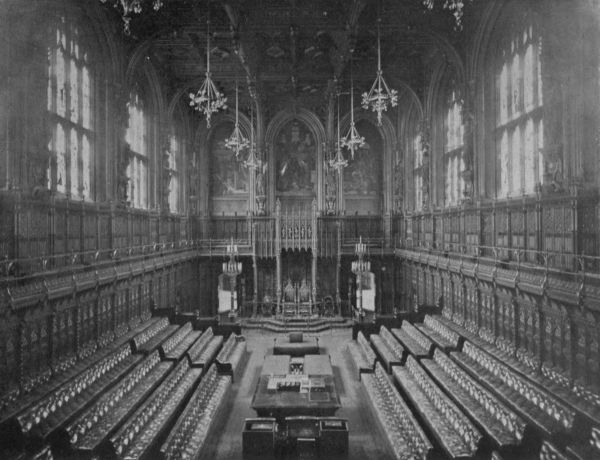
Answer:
top-left (479, 283), bottom-right (495, 343)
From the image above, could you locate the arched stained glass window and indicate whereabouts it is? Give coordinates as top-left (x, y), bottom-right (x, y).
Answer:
top-left (47, 15), bottom-right (94, 199)
top-left (126, 93), bottom-right (149, 209)
top-left (496, 22), bottom-right (543, 197)
top-left (414, 133), bottom-right (424, 210)
top-left (444, 91), bottom-right (465, 206)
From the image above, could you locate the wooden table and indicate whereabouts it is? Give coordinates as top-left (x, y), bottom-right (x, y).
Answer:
top-left (261, 355), bottom-right (291, 376)
top-left (252, 354), bottom-right (340, 419)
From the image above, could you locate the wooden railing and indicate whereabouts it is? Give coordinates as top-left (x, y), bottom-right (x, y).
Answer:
top-left (0, 192), bottom-right (189, 269)
top-left (399, 189), bottom-right (598, 270)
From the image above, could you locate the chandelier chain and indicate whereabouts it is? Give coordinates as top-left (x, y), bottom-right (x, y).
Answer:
top-left (341, 55), bottom-right (365, 159)
top-left (361, 7), bottom-right (398, 126)
top-left (189, 1), bottom-right (227, 128)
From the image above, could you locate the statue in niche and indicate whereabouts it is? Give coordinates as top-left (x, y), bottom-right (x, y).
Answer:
top-left (255, 161), bottom-right (267, 197)
top-left (420, 121), bottom-right (431, 210)
top-left (161, 139), bottom-right (172, 212)
top-left (255, 161), bottom-right (267, 215)
top-left (188, 151), bottom-right (199, 198)
top-left (323, 159), bottom-right (337, 214)
top-left (393, 155), bottom-right (404, 213)
top-left (276, 120), bottom-right (315, 193)
top-left (541, 145), bottom-right (564, 193)
top-left (116, 143), bottom-right (132, 205)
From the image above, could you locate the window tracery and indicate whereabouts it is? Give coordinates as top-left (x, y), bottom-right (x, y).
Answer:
top-left (414, 133), bottom-right (424, 211)
top-left (496, 22), bottom-right (543, 198)
top-left (47, 15), bottom-right (93, 199)
top-left (126, 93), bottom-right (149, 208)
top-left (167, 134), bottom-right (181, 213)
top-left (444, 91), bottom-right (465, 206)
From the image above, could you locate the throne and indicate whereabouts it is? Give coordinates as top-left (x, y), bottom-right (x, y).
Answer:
top-left (282, 278), bottom-right (297, 317)
top-left (297, 279), bottom-right (312, 317)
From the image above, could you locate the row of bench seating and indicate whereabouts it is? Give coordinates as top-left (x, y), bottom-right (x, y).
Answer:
top-left (434, 315), bottom-right (600, 430)
top-left (418, 314), bottom-right (600, 459)
top-left (0, 316), bottom-right (162, 426)
top-left (362, 362), bottom-right (434, 459)
top-left (62, 350), bottom-right (173, 455)
top-left (391, 322), bottom-right (434, 359)
top-left (133, 318), bottom-right (180, 355)
top-left (352, 321), bottom-right (479, 458)
top-left (422, 349), bottom-right (527, 450)
top-left (452, 342), bottom-right (578, 441)
top-left (346, 331), bottom-right (377, 379)
top-left (415, 315), bottom-right (462, 351)
top-left (215, 334), bottom-right (247, 382)
top-left (394, 355), bottom-right (483, 458)
top-left (11, 343), bottom-right (142, 447)
top-left (107, 358), bottom-right (203, 460)
top-left (187, 327), bottom-right (223, 369)
top-left (160, 322), bottom-right (202, 362)
top-left (369, 326), bottom-right (405, 373)
top-left (1, 316), bottom-right (246, 460)
top-left (354, 318), bottom-right (582, 458)
top-left (160, 365), bottom-right (231, 460)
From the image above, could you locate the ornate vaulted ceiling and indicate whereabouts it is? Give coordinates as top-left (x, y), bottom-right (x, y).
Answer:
top-left (118, 0), bottom-right (471, 116)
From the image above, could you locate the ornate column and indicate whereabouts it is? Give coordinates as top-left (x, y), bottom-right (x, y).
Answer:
top-left (275, 199), bottom-right (282, 313)
top-left (160, 133), bottom-right (172, 213)
top-left (252, 222), bottom-right (258, 315)
top-left (114, 85), bottom-right (132, 206)
top-left (311, 199), bottom-right (318, 305)
top-left (420, 120), bottom-right (431, 211)
top-left (324, 79), bottom-right (338, 214)
top-left (461, 80), bottom-right (475, 203)
top-left (336, 219), bottom-right (342, 314)
top-left (188, 144), bottom-right (200, 215)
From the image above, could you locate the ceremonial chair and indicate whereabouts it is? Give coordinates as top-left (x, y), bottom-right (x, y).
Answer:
top-left (281, 278), bottom-right (297, 317)
top-left (297, 279), bottom-right (312, 317)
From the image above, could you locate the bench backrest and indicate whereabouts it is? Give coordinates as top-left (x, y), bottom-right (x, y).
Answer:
top-left (378, 326), bottom-right (405, 357)
top-left (379, 326), bottom-right (394, 344)
top-left (357, 332), bottom-right (376, 362)
top-left (425, 316), bottom-right (460, 344)
top-left (135, 317), bottom-right (169, 347)
top-left (405, 356), bottom-right (481, 451)
top-left (402, 322), bottom-right (433, 351)
top-left (462, 342), bottom-right (575, 429)
top-left (162, 322), bottom-right (193, 353)
top-left (432, 349), bottom-right (526, 439)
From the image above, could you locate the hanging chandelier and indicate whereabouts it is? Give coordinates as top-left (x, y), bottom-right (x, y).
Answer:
top-left (329, 92), bottom-right (348, 171)
top-left (340, 59), bottom-right (365, 159)
top-left (100, 0), bottom-right (164, 34)
top-left (224, 80), bottom-right (250, 157)
top-left (422, 0), bottom-right (472, 29)
top-left (362, 16), bottom-right (398, 126)
top-left (189, 8), bottom-right (227, 129)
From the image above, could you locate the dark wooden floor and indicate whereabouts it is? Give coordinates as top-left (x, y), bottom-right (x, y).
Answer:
top-left (202, 328), bottom-right (397, 459)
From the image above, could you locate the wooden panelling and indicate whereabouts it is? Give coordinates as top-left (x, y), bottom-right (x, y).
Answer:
top-left (399, 191), bottom-right (598, 270)
top-left (398, 246), bottom-right (600, 394)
